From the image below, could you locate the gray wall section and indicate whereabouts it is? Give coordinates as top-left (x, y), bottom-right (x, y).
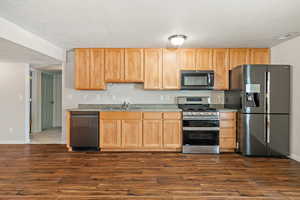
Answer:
top-left (271, 36), bottom-right (300, 162)
top-left (0, 62), bottom-right (29, 143)
top-left (61, 51), bottom-right (225, 143)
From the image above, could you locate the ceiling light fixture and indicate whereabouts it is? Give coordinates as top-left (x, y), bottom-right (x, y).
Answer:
top-left (168, 34), bottom-right (187, 46)
top-left (278, 32), bottom-right (299, 40)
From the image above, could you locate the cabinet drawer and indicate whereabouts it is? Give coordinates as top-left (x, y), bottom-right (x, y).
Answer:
top-left (220, 112), bottom-right (236, 120)
top-left (163, 112), bottom-right (181, 120)
top-left (220, 137), bottom-right (236, 149)
top-left (100, 112), bottom-right (142, 120)
top-left (220, 128), bottom-right (236, 138)
top-left (220, 120), bottom-right (235, 128)
top-left (143, 112), bottom-right (162, 119)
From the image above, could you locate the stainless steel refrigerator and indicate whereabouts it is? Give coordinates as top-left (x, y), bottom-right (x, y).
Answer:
top-left (225, 64), bottom-right (290, 157)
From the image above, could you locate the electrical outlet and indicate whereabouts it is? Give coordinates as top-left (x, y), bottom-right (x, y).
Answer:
top-left (160, 95), bottom-right (164, 100)
top-left (9, 128), bottom-right (13, 133)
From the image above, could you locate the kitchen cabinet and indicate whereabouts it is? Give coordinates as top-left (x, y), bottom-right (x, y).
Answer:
top-left (195, 48), bottom-right (213, 70)
top-left (75, 48), bottom-right (106, 90)
top-left (219, 112), bottom-right (237, 152)
top-left (229, 48), bottom-right (250, 70)
top-left (99, 111), bottom-right (181, 151)
top-left (104, 48), bottom-right (125, 82)
top-left (250, 48), bottom-right (270, 64)
top-left (178, 48), bottom-right (196, 70)
top-left (100, 119), bottom-right (122, 148)
top-left (213, 48), bottom-right (229, 90)
top-left (122, 120), bottom-right (143, 148)
top-left (162, 48), bottom-right (180, 89)
top-left (144, 48), bottom-right (163, 90)
top-left (124, 48), bottom-right (144, 82)
top-left (143, 119), bottom-right (163, 148)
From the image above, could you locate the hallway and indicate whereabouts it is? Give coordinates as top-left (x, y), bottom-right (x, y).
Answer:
top-left (30, 127), bottom-right (62, 144)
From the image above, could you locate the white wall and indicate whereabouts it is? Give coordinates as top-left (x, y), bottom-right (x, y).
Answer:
top-left (271, 36), bottom-right (300, 162)
top-left (0, 62), bottom-right (30, 143)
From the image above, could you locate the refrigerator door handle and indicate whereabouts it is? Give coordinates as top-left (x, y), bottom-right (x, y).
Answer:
top-left (266, 71), bottom-right (271, 113)
top-left (266, 115), bottom-right (270, 144)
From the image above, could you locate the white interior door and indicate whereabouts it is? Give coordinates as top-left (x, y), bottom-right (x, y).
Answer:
top-left (41, 72), bottom-right (54, 130)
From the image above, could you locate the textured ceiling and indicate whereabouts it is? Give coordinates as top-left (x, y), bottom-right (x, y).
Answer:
top-left (0, 0), bottom-right (300, 49)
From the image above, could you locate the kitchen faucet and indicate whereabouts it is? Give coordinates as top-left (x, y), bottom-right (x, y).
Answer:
top-left (121, 101), bottom-right (130, 110)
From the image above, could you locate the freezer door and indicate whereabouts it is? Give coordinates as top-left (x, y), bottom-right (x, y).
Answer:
top-left (242, 65), bottom-right (267, 114)
top-left (240, 113), bottom-right (268, 156)
top-left (267, 66), bottom-right (290, 114)
top-left (268, 114), bottom-right (290, 157)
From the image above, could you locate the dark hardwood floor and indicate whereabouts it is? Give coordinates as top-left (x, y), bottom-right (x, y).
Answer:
top-left (0, 145), bottom-right (299, 200)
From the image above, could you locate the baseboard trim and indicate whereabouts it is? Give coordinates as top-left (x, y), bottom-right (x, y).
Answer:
top-left (0, 141), bottom-right (25, 144)
top-left (290, 154), bottom-right (300, 162)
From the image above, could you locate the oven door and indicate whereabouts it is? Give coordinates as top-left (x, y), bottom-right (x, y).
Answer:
top-left (183, 129), bottom-right (219, 146)
top-left (181, 71), bottom-right (214, 90)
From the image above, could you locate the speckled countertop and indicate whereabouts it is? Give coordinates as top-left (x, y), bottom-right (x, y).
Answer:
top-left (66, 104), bottom-right (238, 112)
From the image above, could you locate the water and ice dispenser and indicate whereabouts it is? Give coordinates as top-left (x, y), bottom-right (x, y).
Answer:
top-left (245, 84), bottom-right (261, 107)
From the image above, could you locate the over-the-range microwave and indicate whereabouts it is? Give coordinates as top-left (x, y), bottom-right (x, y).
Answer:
top-left (180, 70), bottom-right (214, 90)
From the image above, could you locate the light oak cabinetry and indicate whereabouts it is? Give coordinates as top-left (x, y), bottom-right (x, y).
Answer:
top-left (250, 48), bottom-right (270, 64)
top-left (144, 48), bottom-right (163, 90)
top-left (75, 48), bottom-right (270, 91)
top-left (213, 48), bottom-right (229, 90)
top-left (124, 48), bottom-right (144, 82)
top-left (75, 48), bottom-right (106, 90)
top-left (104, 48), bottom-right (125, 82)
top-left (229, 48), bottom-right (250, 70)
top-left (100, 111), bottom-right (181, 151)
top-left (219, 112), bottom-right (237, 152)
top-left (178, 48), bottom-right (196, 70)
top-left (195, 48), bottom-right (213, 70)
top-left (162, 48), bottom-right (181, 89)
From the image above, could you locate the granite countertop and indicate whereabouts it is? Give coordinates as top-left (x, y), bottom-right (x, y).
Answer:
top-left (66, 104), bottom-right (182, 112)
top-left (66, 104), bottom-right (238, 112)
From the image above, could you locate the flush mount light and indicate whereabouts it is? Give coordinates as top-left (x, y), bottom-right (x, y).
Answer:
top-left (168, 34), bottom-right (187, 46)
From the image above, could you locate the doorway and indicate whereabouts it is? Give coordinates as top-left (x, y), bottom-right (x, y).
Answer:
top-left (30, 68), bottom-right (62, 144)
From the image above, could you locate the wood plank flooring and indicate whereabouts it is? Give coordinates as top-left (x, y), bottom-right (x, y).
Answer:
top-left (0, 145), bottom-right (299, 200)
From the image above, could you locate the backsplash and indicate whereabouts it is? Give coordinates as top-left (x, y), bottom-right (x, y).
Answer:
top-left (63, 51), bottom-right (224, 109)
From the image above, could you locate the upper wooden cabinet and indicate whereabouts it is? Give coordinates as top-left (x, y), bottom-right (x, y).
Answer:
top-left (178, 48), bottom-right (196, 70)
top-left (213, 48), bottom-right (229, 90)
top-left (250, 48), bottom-right (270, 64)
top-left (195, 48), bottom-right (213, 70)
top-left (104, 48), bottom-right (125, 82)
top-left (162, 48), bottom-right (180, 90)
top-left (229, 48), bottom-right (250, 70)
top-left (124, 48), bottom-right (144, 82)
top-left (144, 48), bottom-right (163, 90)
top-left (75, 48), bottom-right (105, 90)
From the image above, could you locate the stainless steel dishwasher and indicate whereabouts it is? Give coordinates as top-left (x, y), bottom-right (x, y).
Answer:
top-left (70, 111), bottom-right (99, 150)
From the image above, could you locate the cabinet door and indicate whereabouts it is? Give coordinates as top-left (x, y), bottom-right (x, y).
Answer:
top-left (195, 48), bottom-right (213, 70)
top-left (100, 120), bottom-right (121, 148)
top-left (90, 48), bottom-right (105, 89)
top-left (75, 48), bottom-right (90, 89)
top-left (162, 48), bottom-right (180, 90)
top-left (124, 48), bottom-right (144, 82)
top-left (178, 48), bottom-right (196, 70)
top-left (122, 120), bottom-right (142, 148)
top-left (163, 120), bottom-right (181, 148)
top-left (213, 48), bottom-right (229, 90)
top-left (229, 48), bottom-right (250, 70)
top-left (104, 48), bottom-right (125, 82)
top-left (144, 48), bottom-right (163, 89)
top-left (250, 48), bottom-right (270, 64)
top-left (143, 120), bottom-right (163, 148)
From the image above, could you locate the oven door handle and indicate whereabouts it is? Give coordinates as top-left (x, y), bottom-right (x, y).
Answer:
top-left (183, 127), bottom-right (220, 131)
top-left (182, 117), bottom-right (219, 120)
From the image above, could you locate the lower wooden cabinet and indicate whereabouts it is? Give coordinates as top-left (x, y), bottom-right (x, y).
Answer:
top-left (219, 112), bottom-right (237, 152)
top-left (100, 111), bottom-right (181, 151)
top-left (100, 119), bottom-right (122, 148)
top-left (122, 120), bottom-right (142, 148)
top-left (163, 120), bottom-right (182, 148)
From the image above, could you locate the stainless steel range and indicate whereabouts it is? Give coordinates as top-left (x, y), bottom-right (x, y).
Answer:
top-left (177, 96), bottom-right (220, 154)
